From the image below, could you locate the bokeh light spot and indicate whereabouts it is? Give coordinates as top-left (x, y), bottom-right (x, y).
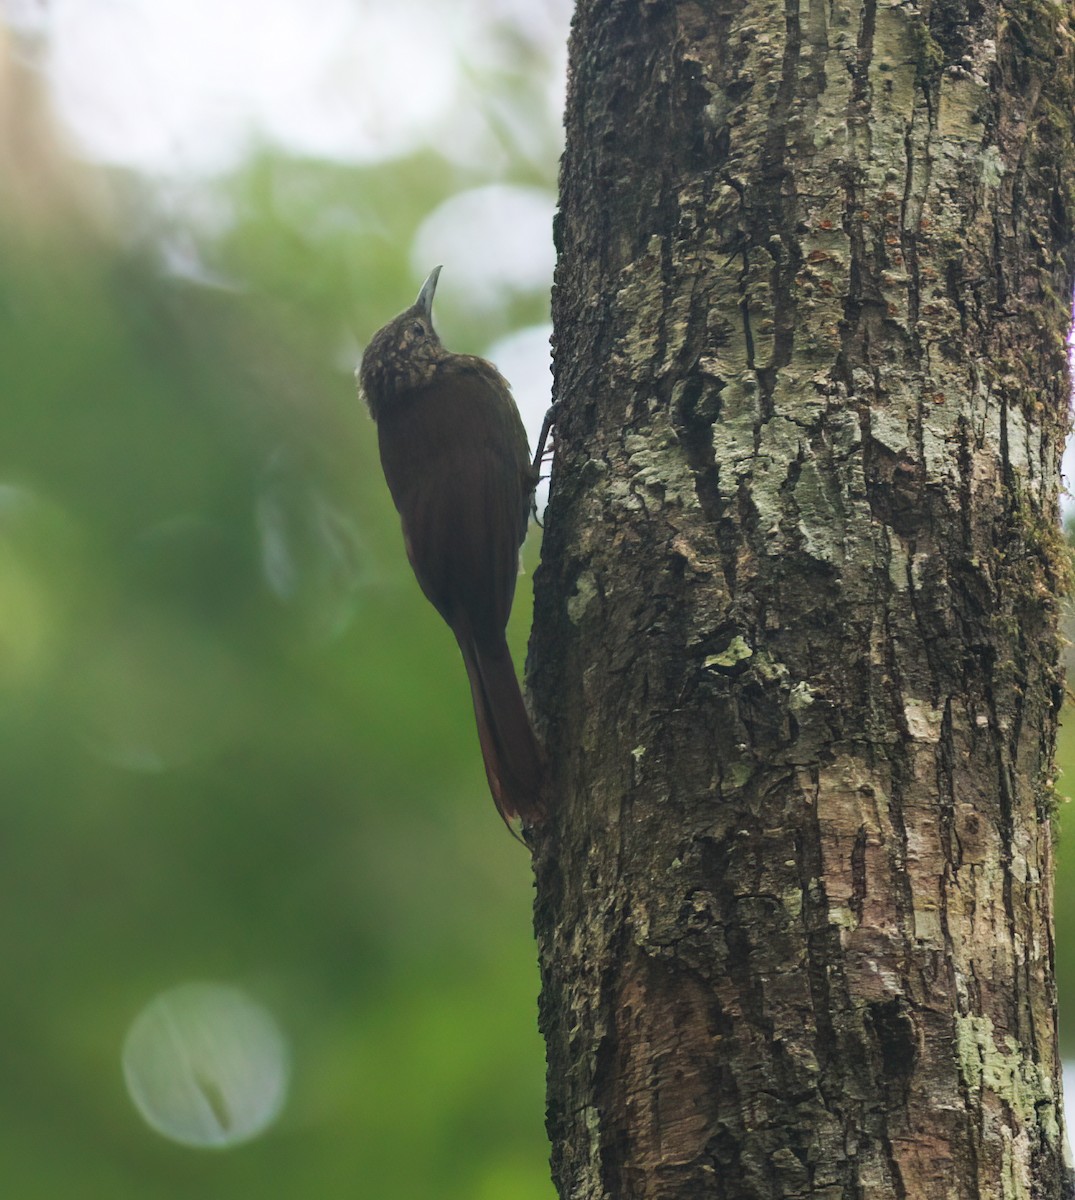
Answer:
top-left (484, 324), bottom-right (553, 447)
top-left (122, 982), bottom-right (290, 1149)
top-left (411, 185), bottom-right (556, 311)
top-left (484, 324), bottom-right (554, 514)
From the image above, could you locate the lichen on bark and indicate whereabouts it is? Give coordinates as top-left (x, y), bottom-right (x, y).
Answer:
top-left (530, 0), bottom-right (1075, 1196)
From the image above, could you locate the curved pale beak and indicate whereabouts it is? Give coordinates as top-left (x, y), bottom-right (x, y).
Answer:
top-left (415, 265), bottom-right (442, 318)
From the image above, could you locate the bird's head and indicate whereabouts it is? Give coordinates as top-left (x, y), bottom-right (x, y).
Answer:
top-left (358, 266), bottom-right (449, 417)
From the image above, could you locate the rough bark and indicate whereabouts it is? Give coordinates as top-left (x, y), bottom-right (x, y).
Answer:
top-left (529, 0), bottom-right (1075, 1196)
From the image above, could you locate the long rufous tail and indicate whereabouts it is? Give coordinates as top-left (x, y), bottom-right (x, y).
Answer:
top-left (457, 635), bottom-right (547, 829)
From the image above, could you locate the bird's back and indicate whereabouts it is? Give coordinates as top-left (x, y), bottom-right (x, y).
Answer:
top-left (376, 357), bottom-right (533, 649)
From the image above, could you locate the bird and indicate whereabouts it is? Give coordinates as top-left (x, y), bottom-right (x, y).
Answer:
top-left (358, 266), bottom-right (548, 830)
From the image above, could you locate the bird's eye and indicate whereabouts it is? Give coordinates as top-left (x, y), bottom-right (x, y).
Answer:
top-left (412, 321), bottom-right (425, 335)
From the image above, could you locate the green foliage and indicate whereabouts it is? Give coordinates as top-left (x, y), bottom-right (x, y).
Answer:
top-left (0, 136), bottom-right (553, 1195)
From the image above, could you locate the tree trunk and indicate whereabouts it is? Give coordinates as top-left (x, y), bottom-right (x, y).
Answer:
top-left (529, 0), bottom-right (1075, 1196)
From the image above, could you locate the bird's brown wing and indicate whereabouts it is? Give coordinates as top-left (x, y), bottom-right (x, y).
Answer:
top-left (375, 359), bottom-right (533, 649)
top-left (375, 360), bottom-right (545, 825)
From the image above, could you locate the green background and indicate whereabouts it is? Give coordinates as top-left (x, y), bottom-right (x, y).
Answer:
top-left (1, 41), bottom-right (554, 1197)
